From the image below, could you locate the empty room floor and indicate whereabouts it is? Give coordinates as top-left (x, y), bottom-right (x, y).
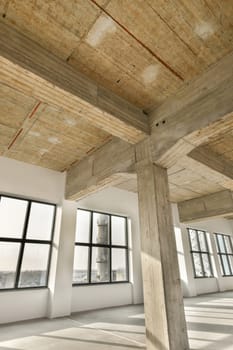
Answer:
top-left (0, 291), bottom-right (232, 350)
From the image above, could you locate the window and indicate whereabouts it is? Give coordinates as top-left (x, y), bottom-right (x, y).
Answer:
top-left (0, 195), bottom-right (55, 290)
top-left (215, 233), bottom-right (233, 276)
top-left (73, 209), bottom-right (129, 285)
top-left (187, 228), bottom-right (213, 278)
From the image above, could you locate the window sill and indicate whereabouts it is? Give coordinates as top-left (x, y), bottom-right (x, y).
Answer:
top-left (72, 281), bottom-right (131, 287)
top-left (222, 275), bottom-right (233, 278)
top-left (0, 286), bottom-right (49, 292)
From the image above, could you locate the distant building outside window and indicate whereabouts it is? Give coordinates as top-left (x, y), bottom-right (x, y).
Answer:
top-left (215, 233), bottom-right (233, 276)
top-left (187, 228), bottom-right (213, 278)
top-left (0, 195), bottom-right (56, 290)
top-left (73, 209), bottom-right (129, 285)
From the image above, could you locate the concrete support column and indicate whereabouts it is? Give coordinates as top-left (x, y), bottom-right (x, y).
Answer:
top-left (47, 200), bottom-right (77, 318)
top-left (136, 139), bottom-right (189, 350)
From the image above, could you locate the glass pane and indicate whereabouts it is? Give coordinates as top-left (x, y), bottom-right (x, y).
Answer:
top-left (0, 197), bottom-right (28, 238)
top-left (75, 210), bottom-right (91, 243)
top-left (91, 247), bottom-right (110, 283)
top-left (92, 213), bottom-right (109, 244)
top-left (189, 229), bottom-right (198, 251)
top-left (202, 253), bottom-right (212, 277)
top-left (222, 255), bottom-right (231, 276)
top-left (19, 243), bottom-right (50, 287)
top-left (73, 246), bottom-right (89, 284)
top-left (112, 248), bottom-right (127, 281)
top-left (0, 242), bottom-right (20, 289)
top-left (193, 253), bottom-right (203, 277)
top-left (218, 255), bottom-right (225, 275)
top-left (229, 256), bottom-right (233, 275)
top-left (225, 236), bottom-right (233, 254)
top-left (27, 203), bottom-right (55, 240)
top-left (217, 235), bottom-right (226, 253)
top-left (198, 231), bottom-right (207, 252)
top-left (112, 216), bottom-right (126, 246)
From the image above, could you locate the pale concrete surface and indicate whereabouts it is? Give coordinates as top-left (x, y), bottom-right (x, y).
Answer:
top-left (0, 291), bottom-right (232, 350)
top-left (185, 291), bottom-right (233, 350)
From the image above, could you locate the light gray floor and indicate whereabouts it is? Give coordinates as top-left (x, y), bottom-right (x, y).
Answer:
top-left (0, 291), bottom-right (232, 350)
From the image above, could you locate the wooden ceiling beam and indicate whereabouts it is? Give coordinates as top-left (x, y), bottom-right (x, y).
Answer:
top-left (0, 20), bottom-right (149, 144)
top-left (66, 137), bottom-right (135, 200)
top-left (150, 51), bottom-right (233, 167)
top-left (178, 190), bottom-right (233, 223)
top-left (189, 145), bottom-right (233, 180)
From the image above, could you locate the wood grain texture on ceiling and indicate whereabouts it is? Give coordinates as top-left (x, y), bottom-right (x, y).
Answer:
top-left (204, 130), bottom-right (233, 164)
top-left (0, 83), bottom-right (111, 171)
top-left (1, 0), bottom-right (233, 202)
top-left (171, 131), bottom-right (233, 202)
top-left (115, 131), bottom-right (233, 203)
top-left (1, 0), bottom-right (233, 111)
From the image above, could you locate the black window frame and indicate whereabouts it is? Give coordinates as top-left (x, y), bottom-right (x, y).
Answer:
top-left (187, 228), bottom-right (214, 278)
top-left (0, 194), bottom-right (56, 291)
top-left (215, 233), bottom-right (233, 277)
top-left (73, 208), bottom-right (129, 286)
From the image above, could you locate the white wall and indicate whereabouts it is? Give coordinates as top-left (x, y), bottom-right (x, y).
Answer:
top-left (0, 156), bottom-right (65, 204)
top-left (72, 187), bottom-right (143, 313)
top-left (2, 155), bottom-right (231, 323)
top-left (72, 284), bottom-right (133, 313)
top-left (0, 289), bottom-right (48, 324)
top-left (173, 202), bottom-right (233, 297)
top-left (0, 156), bottom-right (66, 324)
top-left (186, 217), bottom-right (233, 295)
top-left (0, 157), bottom-right (143, 323)
top-left (48, 200), bottom-right (77, 319)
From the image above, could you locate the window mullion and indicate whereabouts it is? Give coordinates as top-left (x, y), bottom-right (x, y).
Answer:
top-left (224, 252), bottom-right (232, 275)
top-left (229, 236), bottom-right (233, 253)
top-left (14, 201), bottom-right (31, 288)
top-left (45, 206), bottom-right (57, 286)
top-left (219, 253), bottom-right (226, 276)
top-left (215, 234), bottom-right (221, 254)
top-left (207, 252), bottom-right (213, 277)
top-left (187, 229), bottom-right (198, 277)
top-left (0, 196), bottom-right (55, 291)
top-left (125, 218), bottom-right (129, 281)
top-left (222, 235), bottom-right (228, 254)
top-left (89, 211), bottom-right (93, 284)
top-left (197, 231), bottom-right (205, 277)
top-left (203, 231), bottom-right (213, 276)
top-left (227, 236), bottom-right (233, 275)
top-left (74, 210), bottom-right (129, 285)
top-left (109, 214), bottom-right (112, 283)
top-left (215, 234), bottom-right (225, 275)
top-left (191, 251), bottom-right (197, 278)
top-left (222, 235), bottom-right (231, 275)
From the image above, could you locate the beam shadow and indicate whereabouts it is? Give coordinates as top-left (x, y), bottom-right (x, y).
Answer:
top-left (185, 304), bottom-right (233, 311)
top-left (187, 321), bottom-right (233, 334)
top-left (40, 334), bottom-right (146, 349)
top-left (80, 325), bottom-right (144, 335)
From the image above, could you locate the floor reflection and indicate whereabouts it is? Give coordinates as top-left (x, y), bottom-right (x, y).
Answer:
top-left (0, 291), bottom-right (232, 349)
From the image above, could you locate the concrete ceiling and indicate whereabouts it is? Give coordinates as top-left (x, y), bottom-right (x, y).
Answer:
top-left (0, 0), bottom-right (233, 202)
top-left (116, 132), bottom-right (233, 202)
